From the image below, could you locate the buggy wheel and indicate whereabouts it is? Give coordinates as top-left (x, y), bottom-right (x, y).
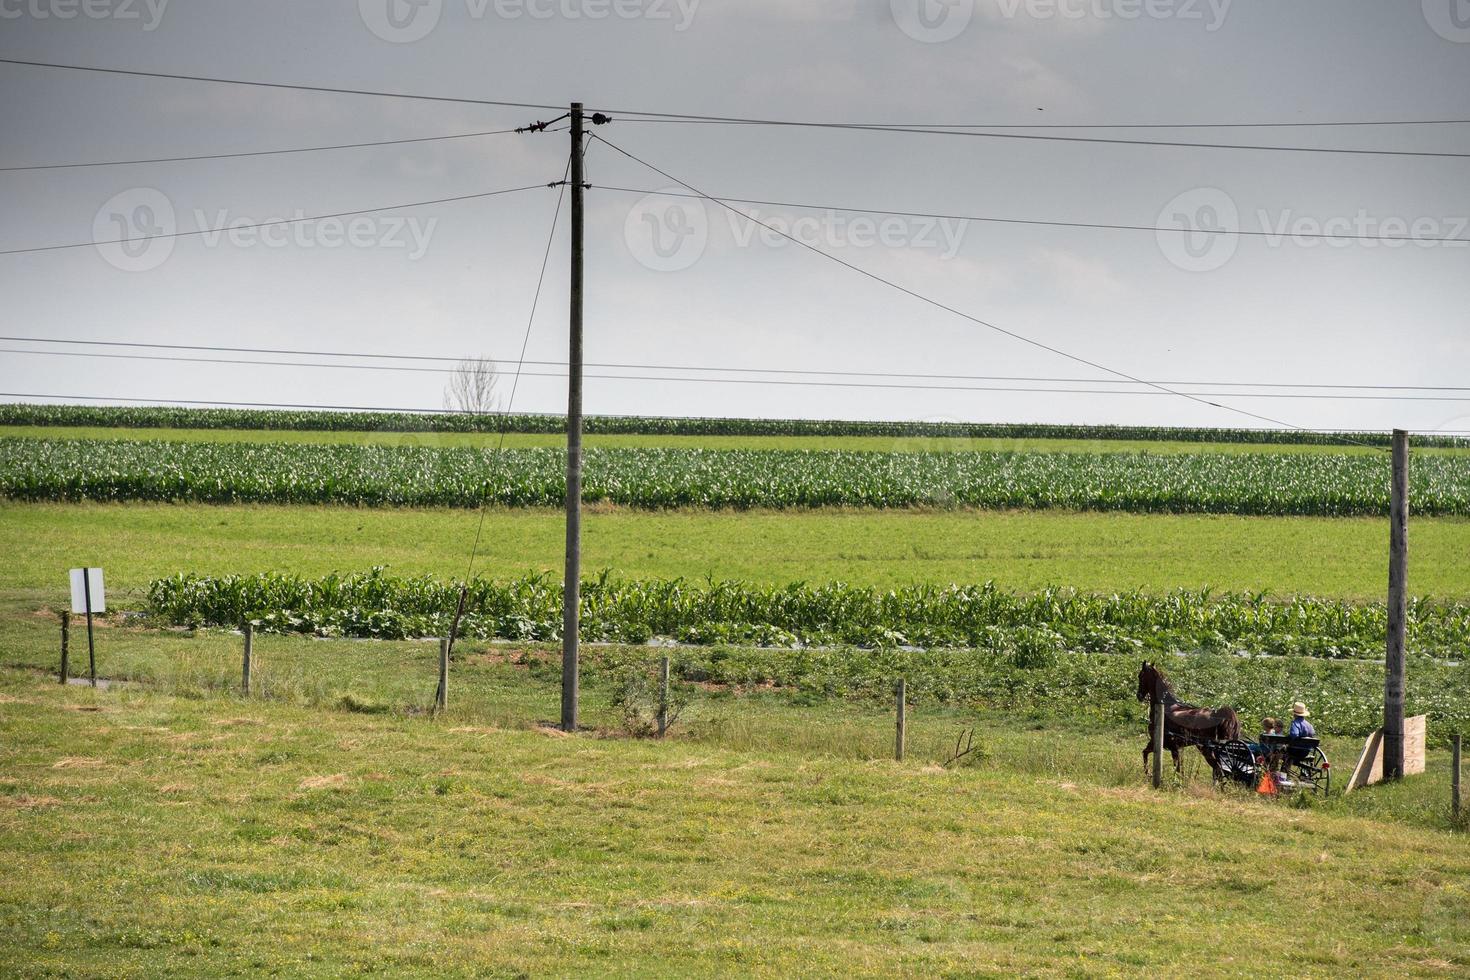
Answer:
top-left (1213, 739), bottom-right (1260, 790)
top-left (1287, 746), bottom-right (1330, 795)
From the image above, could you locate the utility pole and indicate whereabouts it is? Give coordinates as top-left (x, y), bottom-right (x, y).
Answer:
top-left (1384, 428), bottom-right (1409, 779)
top-left (561, 102), bottom-right (586, 733)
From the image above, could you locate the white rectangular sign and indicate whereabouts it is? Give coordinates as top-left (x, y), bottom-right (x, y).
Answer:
top-left (69, 568), bottom-right (105, 615)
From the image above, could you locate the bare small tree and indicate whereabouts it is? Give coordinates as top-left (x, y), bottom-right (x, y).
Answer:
top-left (443, 356), bottom-right (502, 415)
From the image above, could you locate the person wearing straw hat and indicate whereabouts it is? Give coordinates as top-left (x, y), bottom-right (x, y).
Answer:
top-left (1287, 702), bottom-right (1316, 740)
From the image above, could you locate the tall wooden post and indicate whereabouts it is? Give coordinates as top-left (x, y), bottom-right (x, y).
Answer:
top-left (561, 101), bottom-right (585, 733)
top-left (1151, 678), bottom-right (1165, 790)
top-left (895, 678), bottom-right (907, 762)
top-left (59, 611), bottom-right (70, 685)
top-left (242, 621), bottom-right (253, 696)
top-left (1385, 429), bottom-right (1409, 780)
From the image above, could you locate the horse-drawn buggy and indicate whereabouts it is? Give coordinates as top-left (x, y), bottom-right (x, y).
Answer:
top-left (1137, 662), bottom-right (1331, 795)
top-left (1212, 732), bottom-right (1330, 795)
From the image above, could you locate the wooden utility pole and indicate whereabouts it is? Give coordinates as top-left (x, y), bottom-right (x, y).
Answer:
top-left (1384, 429), bottom-right (1409, 780)
top-left (561, 102), bottom-right (586, 733)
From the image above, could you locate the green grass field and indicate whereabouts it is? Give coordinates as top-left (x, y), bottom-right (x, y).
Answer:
top-left (1, 633), bottom-right (1466, 975)
top-left (3, 415), bottom-right (1468, 975)
top-left (4, 502), bottom-right (1469, 600)
top-left (8, 424), bottom-right (1467, 456)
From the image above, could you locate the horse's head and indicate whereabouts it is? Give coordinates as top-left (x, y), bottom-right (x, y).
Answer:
top-left (1137, 661), bottom-right (1161, 702)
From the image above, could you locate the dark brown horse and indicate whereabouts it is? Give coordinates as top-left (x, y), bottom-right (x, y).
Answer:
top-left (1136, 662), bottom-right (1240, 776)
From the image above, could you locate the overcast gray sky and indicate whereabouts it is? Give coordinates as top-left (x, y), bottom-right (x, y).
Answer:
top-left (2, 1), bottom-right (1468, 432)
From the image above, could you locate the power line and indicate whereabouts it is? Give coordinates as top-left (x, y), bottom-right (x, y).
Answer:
top-left (621, 116), bottom-right (1470, 130)
top-left (605, 114), bottom-right (1470, 160)
top-left (3, 392), bottom-right (1468, 437)
top-left (0, 183), bottom-right (552, 256)
top-left (594, 184), bottom-right (1470, 245)
top-left (6, 338), bottom-right (1468, 392)
top-left (6, 350), bottom-right (1470, 402)
top-left (591, 134), bottom-right (1391, 449)
top-left (0, 57), bottom-right (563, 111)
top-left (6, 58), bottom-right (1469, 159)
top-left (0, 127), bottom-right (523, 172)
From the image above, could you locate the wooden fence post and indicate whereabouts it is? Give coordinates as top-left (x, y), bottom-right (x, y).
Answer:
top-left (656, 656), bottom-right (671, 738)
top-left (1151, 679), bottom-right (1165, 790)
top-left (1384, 429), bottom-right (1409, 780)
top-left (895, 678), bottom-right (907, 763)
top-left (59, 611), bottom-right (69, 685)
top-left (435, 638), bottom-right (449, 713)
top-left (1454, 734), bottom-right (1462, 823)
top-left (83, 571), bottom-right (96, 689)
top-left (241, 622), bottom-right (253, 696)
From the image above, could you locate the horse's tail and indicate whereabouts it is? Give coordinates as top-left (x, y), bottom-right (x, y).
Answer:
top-left (1218, 707), bottom-right (1240, 741)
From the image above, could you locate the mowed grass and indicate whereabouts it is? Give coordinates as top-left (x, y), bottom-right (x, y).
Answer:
top-left (2, 635), bottom-right (1468, 976)
top-left (4, 502), bottom-right (1470, 600)
top-left (7, 424), bottom-right (1466, 456)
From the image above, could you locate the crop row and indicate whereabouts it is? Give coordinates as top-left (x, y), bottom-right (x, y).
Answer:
top-left (5, 402), bottom-right (1462, 448)
top-left (147, 569), bottom-right (1470, 661)
top-left (5, 437), bottom-right (1470, 516)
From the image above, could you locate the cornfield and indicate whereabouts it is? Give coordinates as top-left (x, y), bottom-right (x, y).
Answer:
top-left (6, 437), bottom-right (1470, 516)
top-left (147, 568), bottom-right (1470, 660)
top-left (4, 402), bottom-right (1463, 448)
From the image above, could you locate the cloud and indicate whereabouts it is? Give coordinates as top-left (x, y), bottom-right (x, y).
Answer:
top-left (1031, 246), bottom-right (1131, 301)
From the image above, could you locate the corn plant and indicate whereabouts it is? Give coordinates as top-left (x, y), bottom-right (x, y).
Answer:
top-left (7, 438), bottom-right (1470, 516)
